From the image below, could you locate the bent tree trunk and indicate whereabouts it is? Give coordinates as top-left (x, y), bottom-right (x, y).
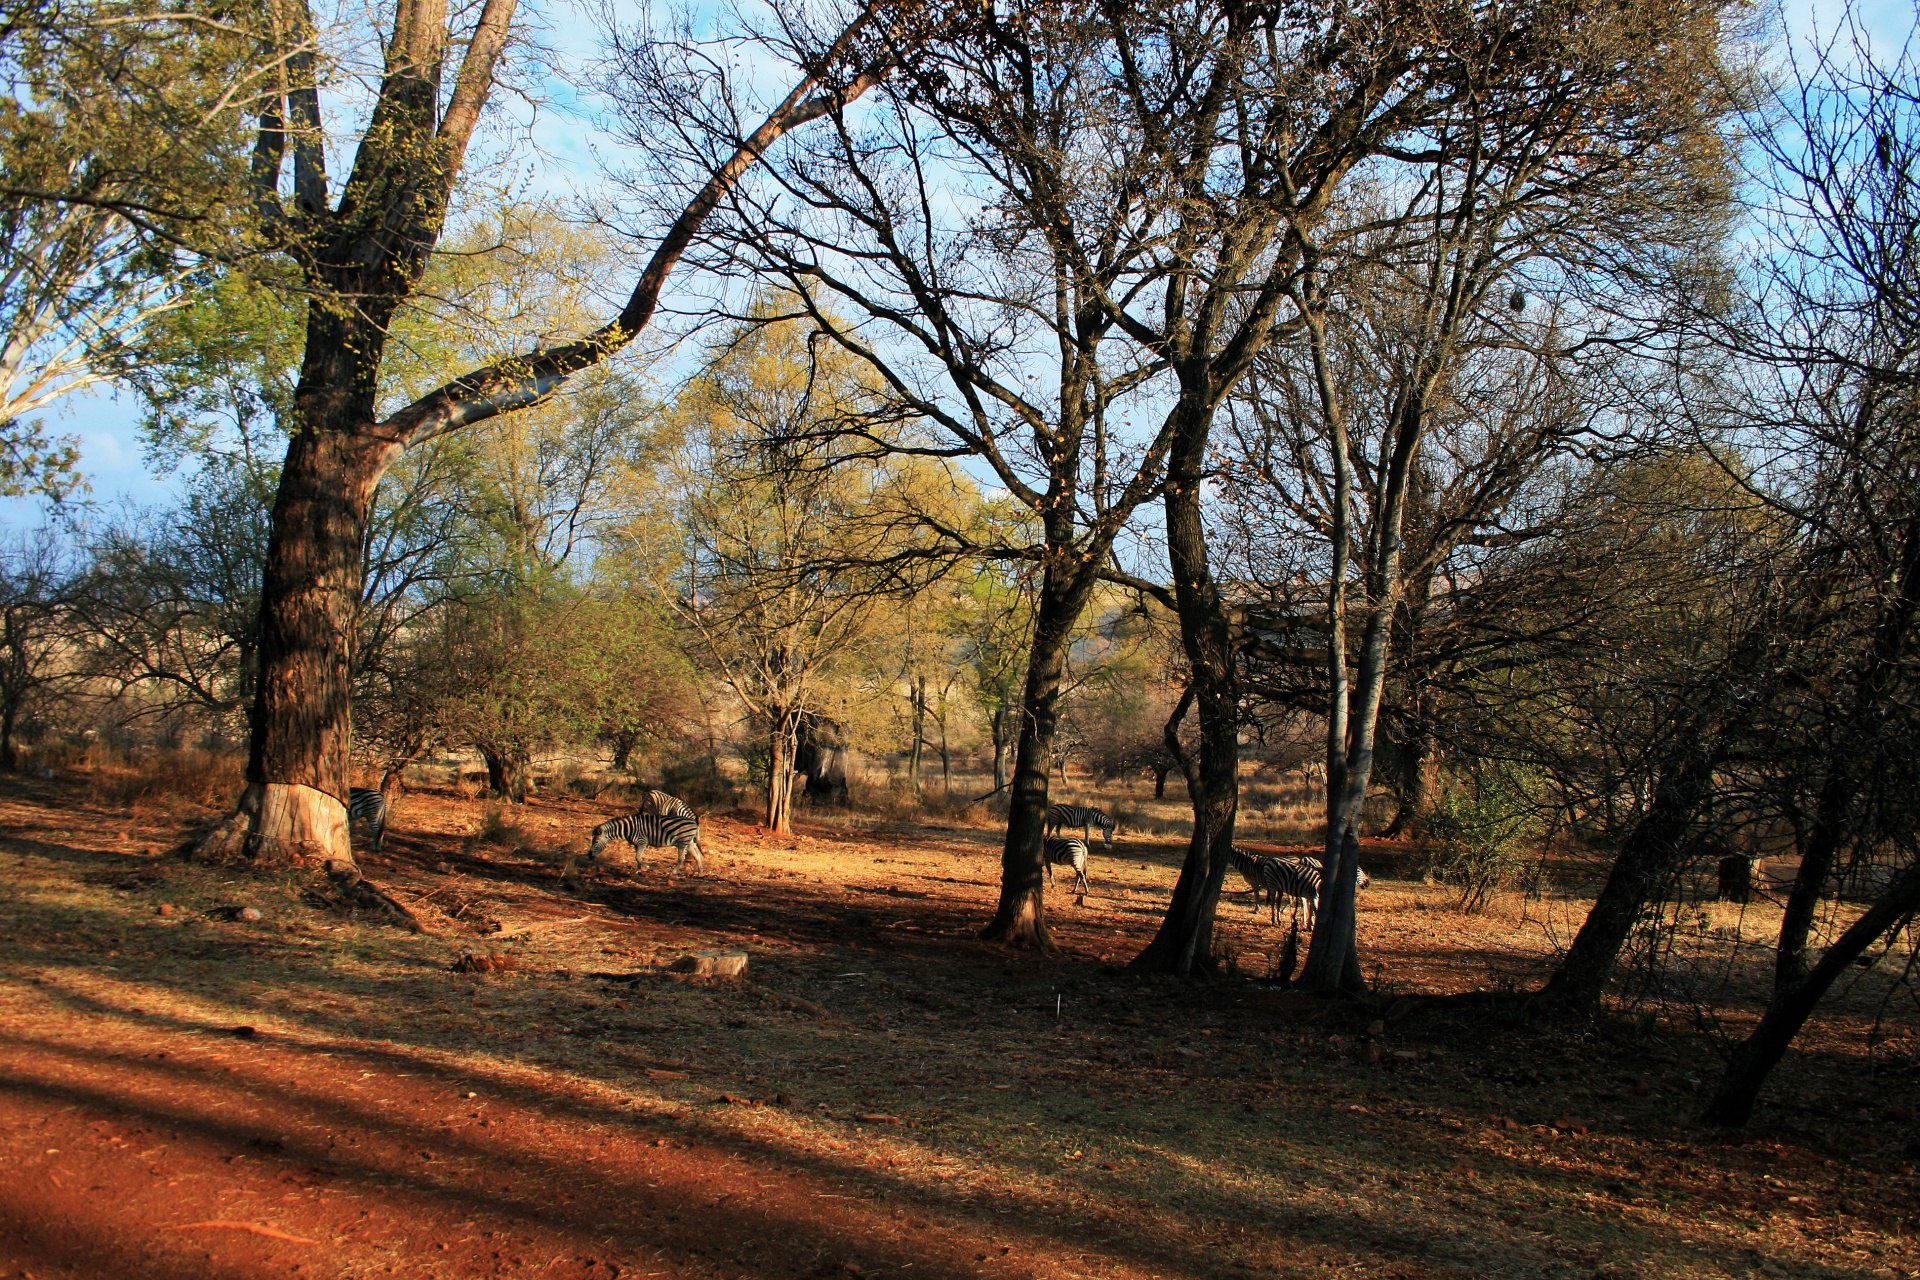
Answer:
top-left (1132, 404), bottom-right (1240, 976)
top-left (983, 570), bottom-right (1091, 948)
top-left (1535, 746), bottom-right (1719, 1013)
top-left (1705, 858), bottom-right (1920, 1126)
top-left (195, 428), bottom-right (396, 866)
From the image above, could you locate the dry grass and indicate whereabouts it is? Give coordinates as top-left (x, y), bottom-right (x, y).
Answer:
top-left (1, 761), bottom-right (1917, 1280)
top-left (79, 744), bottom-right (246, 813)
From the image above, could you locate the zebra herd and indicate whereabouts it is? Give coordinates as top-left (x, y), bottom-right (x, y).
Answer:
top-left (345, 784), bottom-right (1365, 926)
top-left (1229, 847), bottom-right (1370, 927)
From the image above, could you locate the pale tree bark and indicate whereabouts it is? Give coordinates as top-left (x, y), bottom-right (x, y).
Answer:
top-left (767, 707), bottom-right (801, 834)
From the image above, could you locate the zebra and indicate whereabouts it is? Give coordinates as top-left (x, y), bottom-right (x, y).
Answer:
top-left (635, 788), bottom-right (695, 820)
top-left (1045, 803), bottom-right (1115, 850)
top-left (1264, 856), bottom-right (1324, 926)
top-left (1229, 846), bottom-right (1280, 914)
top-left (587, 810), bottom-right (705, 875)
top-left (348, 787), bottom-right (387, 853)
top-left (1297, 855), bottom-right (1371, 891)
top-left (1229, 848), bottom-right (1324, 925)
top-left (1043, 834), bottom-right (1092, 894)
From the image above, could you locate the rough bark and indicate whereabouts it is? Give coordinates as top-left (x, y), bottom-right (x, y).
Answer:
top-left (982, 571), bottom-right (1089, 949)
top-left (1535, 747), bottom-right (1719, 1013)
top-left (1131, 401), bottom-right (1240, 976)
top-left (1705, 858), bottom-right (1920, 1126)
top-left (191, 779), bottom-right (350, 867)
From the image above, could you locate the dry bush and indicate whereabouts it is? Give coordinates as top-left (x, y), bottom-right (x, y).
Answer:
top-left (83, 745), bottom-right (246, 812)
top-left (471, 803), bottom-right (534, 849)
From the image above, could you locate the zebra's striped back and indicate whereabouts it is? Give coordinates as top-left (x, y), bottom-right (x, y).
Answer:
top-left (1269, 856), bottom-right (1324, 923)
top-left (637, 788), bottom-right (695, 820)
top-left (588, 809), bottom-right (705, 874)
top-left (1045, 803), bottom-right (1115, 847)
top-left (348, 787), bottom-right (387, 853)
top-left (1043, 835), bottom-right (1092, 893)
top-left (1299, 855), bottom-right (1370, 890)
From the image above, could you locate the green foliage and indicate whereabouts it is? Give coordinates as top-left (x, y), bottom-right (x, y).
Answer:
top-left (1420, 762), bottom-right (1548, 912)
top-left (0, 0), bottom-right (270, 493)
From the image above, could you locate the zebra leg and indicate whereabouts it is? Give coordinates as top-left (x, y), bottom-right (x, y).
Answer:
top-left (371, 816), bottom-right (385, 853)
top-left (681, 839), bottom-right (705, 875)
top-left (1076, 867), bottom-right (1091, 895)
top-left (1044, 861), bottom-right (1054, 885)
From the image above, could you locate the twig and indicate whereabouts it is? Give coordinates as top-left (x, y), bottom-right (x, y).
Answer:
top-left (167, 1221), bottom-right (316, 1245)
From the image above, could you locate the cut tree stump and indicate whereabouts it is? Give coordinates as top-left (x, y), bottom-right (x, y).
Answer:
top-left (669, 950), bottom-right (748, 979)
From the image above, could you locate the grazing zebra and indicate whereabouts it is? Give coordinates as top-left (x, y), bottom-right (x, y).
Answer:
top-left (1229, 847), bottom-right (1290, 922)
top-left (587, 810), bottom-right (705, 875)
top-left (1267, 856), bottom-right (1325, 926)
top-left (1044, 834), bottom-right (1092, 894)
top-left (348, 787), bottom-right (387, 853)
top-left (1045, 803), bottom-right (1115, 850)
top-left (635, 788), bottom-right (695, 820)
top-left (1230, 848), bottom-right (1323, 925)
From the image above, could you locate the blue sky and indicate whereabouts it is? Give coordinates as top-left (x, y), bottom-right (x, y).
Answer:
top-left (4, 0), bottom-right (1915, 538)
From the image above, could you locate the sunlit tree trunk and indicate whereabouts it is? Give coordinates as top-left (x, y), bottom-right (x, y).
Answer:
top-left (767, 708), bottom-right (800, 834)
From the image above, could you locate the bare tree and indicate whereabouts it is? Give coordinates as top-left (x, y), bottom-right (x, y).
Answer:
top-left (675, 3), bottom-right (1206, 944)
top-left (1191, 0), bottom-right (1735, 988)
top-left (1697, 20), bottom-right (1920, 1124)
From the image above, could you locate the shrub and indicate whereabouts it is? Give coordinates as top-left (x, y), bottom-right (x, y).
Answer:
top-left (473, 802), bottom-right (532, 849)
top-left (1420, 763), bottom-right (1546, 912)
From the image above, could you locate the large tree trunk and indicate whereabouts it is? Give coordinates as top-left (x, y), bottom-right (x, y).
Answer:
top-left (983, 573), bottom-right (1088, 948)
top-left (1132, 401), bottom-right (1239, 976)
top-left (1303, 591), bottom-right (1404, 993)
top-left (1535, 746), bottom-right (1719, 1013)
top-left (1705, 858), bottom-right (1920, 1126)
top-left (481, 743), bottom-right (530, 803)
top-left (195, 425), bottom-right (394, 866)
top-left (1380, 694), bottom-right (1433, 838)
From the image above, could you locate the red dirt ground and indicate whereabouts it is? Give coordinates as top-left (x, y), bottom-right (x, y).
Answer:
top-left (2, 769), bottom-right (1917, 1280)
